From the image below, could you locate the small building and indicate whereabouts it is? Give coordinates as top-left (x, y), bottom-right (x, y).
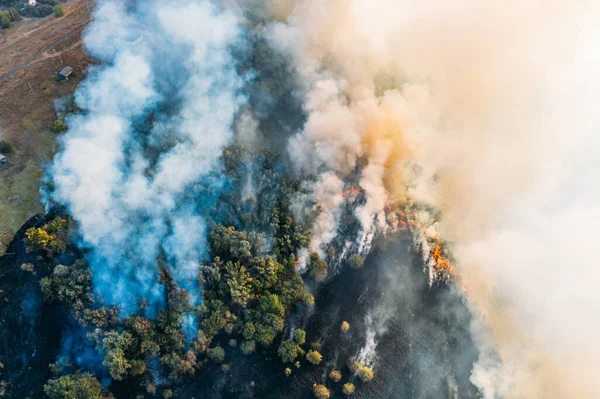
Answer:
top-left (0, 154), bottom-right (6, 165)
top-left (58, 66), bottom-right (73, 80)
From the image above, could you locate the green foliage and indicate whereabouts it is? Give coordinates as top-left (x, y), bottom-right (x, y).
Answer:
top-left (40, 264), bottom-right (92, 310)
top-left (342, 383), bottom-right (355, 395)
top-left (340, 321), bottom-right (350, 333)
top-left (306, 350), bottom-right (323, 365)
top-left (308, 252), bottom-right (328, 281)
top-left (240, 340), bottom-right (256, 355)
top-left (349, 361), bottom-right (361, 373)
top-left (0, 12), bottom-right (11, 29)
top-left (357, 366), bottom-right (374, 382)
top-left (20, 4), bottom-right (54, 18)
top-left (329, 369), bottom-right (342, 382)
top-left (206, 345), bottom-right (225, 363)
top-left (53, 5), bottom-right (64, 17)
top-left (21, 263), bottom-right (34, 272)
top-left (348, 254), bottom-right (364, 269)
top-left (24, 217), bottom-right (69, 255)
top-left (278, 340), bottom-right (304, 363)
top-left (0, 139), bottom-right (13, 154)
top-left (44, 373), bottom-right (114, 399)
top-left (312, 384), bottom-right (330, 399)
top-left (293, 328), bottom-right (306, 345)
top-left (51, 119), bottom-right (68, 133)
top-left (272, 200), bottom-right (311, 261)
top-left (246, 294), bottom-right (285, 346)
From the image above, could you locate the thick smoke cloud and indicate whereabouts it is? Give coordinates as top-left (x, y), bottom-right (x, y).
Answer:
top-left (49, 0), bottom-right (245, 314)
top-left (260, 0), bottom-right (600, 397)
top-left (46, 0), bottom-right (600, 397)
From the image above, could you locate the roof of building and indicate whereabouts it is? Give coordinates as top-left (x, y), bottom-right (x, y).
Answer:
top-left (59, 66), bottom-right (73, 76)
top-left (0, 154), bottom-right (6, 161)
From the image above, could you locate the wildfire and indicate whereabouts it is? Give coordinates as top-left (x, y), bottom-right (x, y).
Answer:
top-left (340, 185), bottom-right (364, 198)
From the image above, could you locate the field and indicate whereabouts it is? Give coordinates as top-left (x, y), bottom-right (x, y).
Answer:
top-left (0, 0), bottom-right (93, 253)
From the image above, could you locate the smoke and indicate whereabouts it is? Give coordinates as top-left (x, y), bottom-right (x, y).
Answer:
top-left (48, 0), bottom-right (245, 315)
top-left (44, 0), bottom-right (600, 396)
top-left (261, 0), bottom-right (600, 397)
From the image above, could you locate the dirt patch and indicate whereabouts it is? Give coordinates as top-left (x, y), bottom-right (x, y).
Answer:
top-left (0, 0), bottom-right (93, 254)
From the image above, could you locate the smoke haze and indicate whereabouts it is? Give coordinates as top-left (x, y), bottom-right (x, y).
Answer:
top-left (46, 0), bottom-right (600, 397)
top-left (261, 0), bottom-right (600, 397)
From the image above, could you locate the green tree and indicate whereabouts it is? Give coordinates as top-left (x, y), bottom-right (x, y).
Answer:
top-left (348, 254), bottom-right (364, 269)
top-left (306, 350), bottom-right (323, 365)
top-left (0, 12), bottom-right (10, 29)
top-left (207, 345), bottom-right (225, 363)
top-left (342, 383), bottom-right (355, 395)
top-left (44, 373), bottom-right (114, 399)
top-left (240, 340), bottom-right (256, 355)
top-left (53, 5), bottom-right (64, 17)
top-left (278, 340), bottom-right (304, 363)
top-left (312, 384), bottom-right (330, 399)
top-left (51, 119), bottom-right (68, 133)
top-left (293, 328), bottom-right (306, 345)
top-left (308, 252), bottom-right (328, 281)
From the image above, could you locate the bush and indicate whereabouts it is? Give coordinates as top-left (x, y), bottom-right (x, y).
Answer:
top-left (0, 11), bottom-right (11, 29)
top-left (51, 119), bottom-right (68, 133)
top-left (342, 383), bottom-right (355, 395)
top-left (312, 384), bottom-right (330, 399)
top-left (328, 369), bottom-right (341, 382)
top-left (278, 340), bottom-right (304, 363)
top-left (240, 340), bottom-right (256, 355)
top-left (53, 5), bottom-right (64, 17)
top-left (348, 254), bottom-right (364, 269)
top-left (357, 366), bottom-right (374, 382)
top-left (0, 139), bottom-right (14, 154)
top-left (207, 345), bottom-right (225, 363)
top-left (340, 321), bottom-right (350, 333)
top-left (44, 373), bottom-right (114, 399)
top-left (305, 350), bottom-right (322, 365)
top-left (293, 328), bottom-right (306, 345)
top-left (308, 252), bottom-right (328, 281)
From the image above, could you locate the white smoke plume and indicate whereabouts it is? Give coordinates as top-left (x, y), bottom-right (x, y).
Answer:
top-left (260, 0), bottom-right (600, 397)
top-left (49, 0), bottom-right (245, 314)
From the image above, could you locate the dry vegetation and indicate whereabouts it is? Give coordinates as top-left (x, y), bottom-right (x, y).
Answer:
top-left (0, 0), bottom-right (93, 253)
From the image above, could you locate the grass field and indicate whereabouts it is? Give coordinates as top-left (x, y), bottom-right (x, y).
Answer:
top-left (0, 0), bottom-right (92, 253)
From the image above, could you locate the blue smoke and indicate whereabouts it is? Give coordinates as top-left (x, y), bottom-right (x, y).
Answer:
top-left (48, 0), bottom-right (247, 316)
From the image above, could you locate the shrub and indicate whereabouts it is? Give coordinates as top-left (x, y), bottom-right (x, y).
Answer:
top-left (284, 367), bottom-right (292, 376)
top-left (207, 345), bottom-right (225, 363)
top-left (308, 252), bottom-right (328, 280)
top-left (51, 119), bottom-right (68, 133)
top-left (342, 383), bottom-right (355, 395)
top-left (53, 5), bottom-right (64, 17)
top-left (306, 350), bottom-right (322, 365)
top-left (0, 139), bottom-right (14, 154)
top-left (340, 321), bottom-right (350, 333)
top-left (21, 263), bottom-right (34, 272)
top-left (0, 12), bottom-right (10, 29)
top-left (357, 366), bottom-right (374, 382)
top-left (278, 340), bottom-right (303, 363)
top-left (328, 369), bottom-right (341, 382)
top-left (348, 254), bottom-right (364, 269)
top-left (44, 373), bottom-right (114, 399)
top-left (312, 384), bottom-right (330, 399)
top-left (293, 328), bottom-right (306, 345)
top-left (240, 340), bottom-right (256, 355)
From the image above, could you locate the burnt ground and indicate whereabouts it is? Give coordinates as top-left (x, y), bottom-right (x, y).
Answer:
top-left (0, 219), bottom-right (482, 398)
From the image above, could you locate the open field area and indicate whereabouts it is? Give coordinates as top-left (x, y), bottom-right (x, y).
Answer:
top-left (0, 0), bottom-right (93, 253)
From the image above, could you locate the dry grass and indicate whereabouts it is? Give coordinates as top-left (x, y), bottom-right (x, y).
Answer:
top-left (0, 0), bottom-right (93, 253)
